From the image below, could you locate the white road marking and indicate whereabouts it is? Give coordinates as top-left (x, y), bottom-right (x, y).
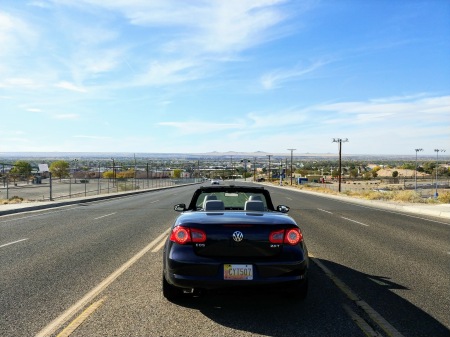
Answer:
top-left (318, 208), bottom-right (333, 214)
top-left (0, 238), bottom-right (29, 248)
top-left (94, 213), bottom-right (116, 220)
top-left (35, 227), bottom-right (171, 337)
top-left (0, 208), bottom-right (76, 223)
top-left (342, 216), bottom-right (369, 227)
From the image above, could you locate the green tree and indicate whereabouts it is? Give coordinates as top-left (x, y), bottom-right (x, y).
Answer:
top-left (173, 169), bottom-right (182, 179)
top-left (10, 160), bottom-right (32, 183)
top-left (349, 169), bottom-right (359, 178)
top-left (49, 160), bottom-right (70, 181)
top-left (10, 160), bottom-right (32, 176)
top-left (392, 170), bottom-right (399, 178)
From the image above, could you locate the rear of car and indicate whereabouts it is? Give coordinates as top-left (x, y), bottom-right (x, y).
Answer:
top-left (163, 211), bottom-right (309, 300)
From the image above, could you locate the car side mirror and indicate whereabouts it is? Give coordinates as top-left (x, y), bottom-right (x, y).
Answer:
top-left (174, 204), bottom-right (186, 212)
top-left (277, 205), bottom-right (290, 213)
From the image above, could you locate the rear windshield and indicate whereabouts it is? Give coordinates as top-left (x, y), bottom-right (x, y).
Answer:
top-left (195, 191), bottom-right (268, 211)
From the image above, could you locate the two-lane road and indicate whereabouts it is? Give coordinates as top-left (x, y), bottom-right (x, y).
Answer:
top-left (0, 183), bottom-right (449, 336)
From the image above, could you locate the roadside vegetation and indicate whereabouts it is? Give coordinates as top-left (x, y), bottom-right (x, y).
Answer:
top-left (1, 157), bottom-right (449, 205)
top-left (273, 180), bottom-right (450, 204)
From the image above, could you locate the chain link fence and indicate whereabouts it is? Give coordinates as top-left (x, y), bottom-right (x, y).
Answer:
top-left (1, 173), bottom-right (200, 202)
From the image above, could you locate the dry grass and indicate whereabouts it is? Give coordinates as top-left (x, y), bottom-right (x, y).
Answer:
top-left (276, 182), bottom-right (448, 204)
top-left (1, 196), bottom-right (24, 204)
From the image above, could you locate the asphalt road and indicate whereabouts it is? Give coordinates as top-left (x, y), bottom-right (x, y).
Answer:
top-left (0, 183), bottom-right (449, 337)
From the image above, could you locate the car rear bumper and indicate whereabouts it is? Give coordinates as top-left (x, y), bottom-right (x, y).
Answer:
top-left (165, 255), bottom-right (308, 290)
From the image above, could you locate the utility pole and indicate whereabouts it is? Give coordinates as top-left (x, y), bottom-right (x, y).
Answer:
top-left (287, 149), bottom-right (296, 185)
top-left (434, 149), bottom-right (446, 198)
top-left (266, 155), bottom-right (272, 182)
top-left (414, 148), bottom-right (423, 192)
top-left (332, 138), bottom-right (348, 192)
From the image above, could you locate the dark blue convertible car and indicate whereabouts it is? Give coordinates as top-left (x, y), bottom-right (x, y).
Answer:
top-left (162, 185), bottom-right (309, 301)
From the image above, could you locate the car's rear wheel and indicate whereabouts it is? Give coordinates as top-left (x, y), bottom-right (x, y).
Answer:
top-left (162, 274), bottom-right (182, 301)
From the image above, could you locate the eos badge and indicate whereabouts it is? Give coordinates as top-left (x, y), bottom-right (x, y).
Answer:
top-left (232, 231), bottom-right (244, 242)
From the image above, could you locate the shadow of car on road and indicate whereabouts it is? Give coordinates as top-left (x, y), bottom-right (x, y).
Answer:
top-left (169, 259), bottom-right (449, 337)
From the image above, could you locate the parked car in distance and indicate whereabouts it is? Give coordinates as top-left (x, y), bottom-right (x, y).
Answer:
top-left (162, 185), bottom-right (309, 301)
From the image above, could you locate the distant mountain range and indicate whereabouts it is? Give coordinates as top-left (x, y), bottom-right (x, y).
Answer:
top-left (0, 151), bottom-right (446, 161)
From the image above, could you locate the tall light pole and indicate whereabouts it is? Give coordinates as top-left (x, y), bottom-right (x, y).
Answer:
top-left (434, 149), bottom-right (446, 198)
top-left (72, 159), bottom-right (78, 183)
top-left (241, 159), bottom-right (250, 181)
top-left (287, 149), bottom-right (296, 185)
top-left (332, 138), bottom-right (348, 192)
top-left (414, 148), bottom-right (423, 192)
top-left (266, 155), bottom-right (272, 182)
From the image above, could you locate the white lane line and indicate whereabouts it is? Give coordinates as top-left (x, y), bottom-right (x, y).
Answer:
top-left (318, 208), bottom-right (333, 214)
top-left (286, 197), bottom-right (293, 201)
top-left (151, 236), bottom-right (168, 253)
top-left (35, 227), bottom-right (172, 337)
top-left (342, 216), bottom-right (369, 227)
top-left (149, 200), bottom-right (160, 204)
top-left (94, 213), bottom-right (116, 220)
top-left (0, 238), bottom-right (29, 248)
top-left (0, 208), bottom-right (76, 223)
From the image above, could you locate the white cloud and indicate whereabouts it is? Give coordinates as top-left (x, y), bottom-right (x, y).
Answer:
top-left (0, 77), bottom-right (43, 89)
top-left (158, 121), bottom-right (244, 135)
top-left (55, 81), bottom-right (87, 93)
top-left (53, 113), bottom-right (80, 120)
top-left (261, 60), bottom-right (327, 89)
top-left (315, 95), bottom-right (450, 124)
top-left (73, 135), bottom-right (111, 140)
top-left (0, 12), bottom-right (37, 55)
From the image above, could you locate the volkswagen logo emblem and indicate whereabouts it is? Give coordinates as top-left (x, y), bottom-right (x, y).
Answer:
top-left (232, 231), bottom-right (244, 242)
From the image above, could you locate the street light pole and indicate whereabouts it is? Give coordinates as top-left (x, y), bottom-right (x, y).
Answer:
top-left (287, 149), bottom-right (296, 185)
top-left (414, 148), bottom-right (423, 192)
top-left (266, 155), bottom-right (272, 182)
top-left (434, 149), bottom-right (446, 198)
top-left (332, 138), bottom-right (348, 193)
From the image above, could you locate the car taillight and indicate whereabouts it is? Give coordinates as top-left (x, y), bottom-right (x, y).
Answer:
top-left (269, 229), bottom-right (285, 244)
top-left (170, 226), bottom-right (206, 245)
top-left (284, 228), bottom-right (302, 245)
top-left (269, 228), bottom-right (303, 245)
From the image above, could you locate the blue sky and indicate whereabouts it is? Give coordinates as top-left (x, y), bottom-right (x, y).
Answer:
top-left (1, 0), bottom-right (449, 156)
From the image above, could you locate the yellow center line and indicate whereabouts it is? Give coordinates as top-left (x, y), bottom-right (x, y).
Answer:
top-left (35, 227), bottom-right (172, 337)
top-left (56, 297), bottom-right (106, 337)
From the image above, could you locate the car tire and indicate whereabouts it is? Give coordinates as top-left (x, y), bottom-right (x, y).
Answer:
top-left (162, 274), bottom-right (182, 301)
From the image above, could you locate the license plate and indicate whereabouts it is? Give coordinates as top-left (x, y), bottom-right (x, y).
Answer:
top-left (224, 264), bottom-right (253, 280)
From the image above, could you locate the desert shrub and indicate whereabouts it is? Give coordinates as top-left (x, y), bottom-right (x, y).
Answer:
top-left (390, 190), bottom-right (424, 203)
top-left (8, 196), bottom-right (24, 204)
top-left (437, 191), bottom-right (450, 203)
